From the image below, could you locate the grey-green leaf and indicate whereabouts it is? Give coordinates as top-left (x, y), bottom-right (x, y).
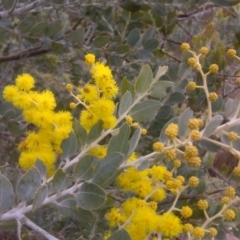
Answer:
top-left (202, 115), bottom-right (223, 137)
top-left (154, 66), bottom-right (168, 82)
top-left (52, 169), bottom-right (72, 192)
top-left (86, 120), bottom-right (103, 144)
top-left (35, 159), bottom-right (47, 179)
top-left (121, 76), bottom-right (135, 98)
top-left (32, 185), bottom-right (48, 211)
top-left (17, 167), bottom-right (41, 202)
top-left (108, 123), bottom-right (130, 155)
top-left (61, 131), bottom-right (78, 159)
top-left (129, 100), bottom-right (161, 122)
top-left (75, 182), bottom-right (106, 210)
top-left (118, 91), bottom-right (132, 117)
top-left (74, 155), bottom-right (96, 181)
top-left (92, 35), bottom-right (111, 48)
top-left (166, 92), bottom-right (185, 105)
top-left (92, 152), bottom-right (123, 187)
top-left (0, 174), bottom-right (15, 214)
top-left (68, 27), bottom-right (85, 44)
top-left (178, 108), bottom-right (193, 140)
top-left (126, 128), bottom-right (141, 159)
top-left (149, 81), bottom-right (172, 98)
top-left (159, 117), bottom-right (179, 144)
top-left (127, 28), bottom-right (140, 47)
top-left (135, 65), bottom-right (153, 94)
top-left (57, 199), bottom-right (94, 223)
top-left (73, 119), bottom-right (87, 149)
top-left (108, 229), bottom-right (131, 240)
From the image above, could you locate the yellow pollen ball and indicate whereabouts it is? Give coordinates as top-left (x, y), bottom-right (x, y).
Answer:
top-left (181, 42), bottom-right (190, 51)
top-left (165, 123), bottom-right (178, 140)
top-left (209, 64), bottom-right (219, 73)
top-left (227, 49), bottom-right (236, 57)
top-left (153, 142), bottom-right (164, 152)
top-left (187, 81), bottom-right (196, 91)
top-left (199, 47), bottom-right (209, 55)
top-left (208, 92), bottom-right (218, 102)
top-left (227, 131), bottom-right (238, 141)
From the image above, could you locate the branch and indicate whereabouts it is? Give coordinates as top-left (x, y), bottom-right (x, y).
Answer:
top-left (18, 215), bottom-right (59, 240)
top-left (0, 47), bottom-right (49, 63)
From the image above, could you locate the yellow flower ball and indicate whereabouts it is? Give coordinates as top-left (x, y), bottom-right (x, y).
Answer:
top-left (187, 81), bottom-right (196, 91)
top-left (85, 53), bottom-right (96, 64)
top-left (188, 176), bottom-right (199, 187)
top-left (209, 64), bottom-right (219, 73)
top-left (190, 130), bottom-right (201, 141)
top-left (193, 227), bottom-right (205, 239)
top-left (209, 227), bottom-right (218, 237)
top-left (227, 131), bottom-right (238, 141)
top-left (181, 42), bottom-right (190, 51)
top-left (180, 206), bottom-right (193, 218)
top-left (223, 209), bottom-right (236, 221)
top-left (224, 187), bottom-right (236, 198)
top-left (165, 123), bottom-right (178, 140)
top-left (199, 47), bottom-right (209, 55)
top-left (208, 92), bottom-right (218, 102)
top-left (15, 73), bottom-right (35, 91)
top-left (233, 167), bottom-right (240, 176)
top-left (153, 142), bottom-right (164, 152)
top-left (226, 49), bottom-right (236, 57)
top-left (197, 199), bottom-right (208, 210)
top-left (165, 149), bottom-right (176, 160)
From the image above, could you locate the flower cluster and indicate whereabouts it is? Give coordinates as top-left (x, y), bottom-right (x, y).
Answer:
top-left (67, 54), bottom-right (119, 131)
top-left (106, 197), bottom-right (183, 240)
top-left (3, 74), bottom-right (72, 177)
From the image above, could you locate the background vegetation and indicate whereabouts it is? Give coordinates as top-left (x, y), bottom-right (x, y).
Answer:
top-left (1, 0), bottom-right (240, 239)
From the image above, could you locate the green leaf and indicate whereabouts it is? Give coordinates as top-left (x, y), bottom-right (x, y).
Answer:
top-left (32, 185), bottom-right (48, 211)
top-left (35, 159), bottom-right (47, 179)
top-left (0, 174), bottom-right (15, 214)
top-left (86, 120), bottom-right (103, 144)
top-left (129, 100), bottom-right (160, 122)
top-left (61, 131), bottom-right (78, 159)
top-left (52, 169), bottom-right (72, 192)
top-left (75, 182), bottom-right (106, 210)
top-left (74, 155), bottom-right (96, 181)
top-left (7, 121), bottom-right (26, 135)
top-left (159, 117), bottom-right (179, 144)
top-left (68, 27), bottom-right (85, 44)
top-left (118, 91), bottom-right (132, 117)
top-left (142, 26), bottom-right (155, 45)
top-left (116, 44), bottom-right (130, 54)
top-left (199, 139), bottom-right (221, 152)
top-left (2, 109), bottom-right (15, 121)
top-left (157, 105), bottom-right (172, 119)
top-left (166, 92), bottom-right (185, 105)
top-left (18, 15), bottom-right (36, 33)
top-left (126, 128), bottom-right (141, 159)
top-left (92, 35), bottom-right (111, 48)
top-left (17, 167), bottom-right (41, 202)
top-left (143, 39), bottom-right (159, 52)
top-left (45, 20), bottom-right (62, 39)
top-left (127, 28), bottom-right (140, 47)
top-left (30, 22), bottom-right (46, 37)
top-left (178, 108), bottom-right (193, 140)
top-left (2, 0), bottom-right (14, 10)
top-left (211, 95), bottom-right (223, 112)
top-left (202, 115), bottom-right (223, 137)
top-left (92, 152), bottom-right (123, 187)
top-left (108, 123), bottom-right (130, 155)
top-left (108, 229), bottom-right (131, 240)
top-left (121, 77), bottom-right (135, 98)
top-left (135, 65), bottom-right (153, 94)
top-left (149, 81), bottom-right (172, 98)
top-left (57, 198), bottom-right (94, 223)
top-left (73, 119), bottom-right (87, 150)
top-left (136, 49), bottom-right (152, 60)
top-left (154, 66), bottom-right (168, 82)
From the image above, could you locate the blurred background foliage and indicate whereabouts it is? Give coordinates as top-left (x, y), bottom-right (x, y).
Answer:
top-left (1, 0), bottom-right (240, 239)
